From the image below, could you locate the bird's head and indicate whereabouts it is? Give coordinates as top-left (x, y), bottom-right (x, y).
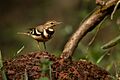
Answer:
top-left (44, 20), bottom-right (62, 29)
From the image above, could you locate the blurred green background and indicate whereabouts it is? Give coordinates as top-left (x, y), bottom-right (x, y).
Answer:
top-left (0, 0), bottom-right (120, 77)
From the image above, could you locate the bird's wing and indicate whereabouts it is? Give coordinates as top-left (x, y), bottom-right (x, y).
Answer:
top-left (36, 25), bottom-right (44, 32)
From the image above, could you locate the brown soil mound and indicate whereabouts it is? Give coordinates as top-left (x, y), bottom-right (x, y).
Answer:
top-left (0, 51), bottom-right (111, 80)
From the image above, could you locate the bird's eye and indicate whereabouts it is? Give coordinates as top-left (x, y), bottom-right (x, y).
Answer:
top-left (50, 22), bottom-right (54, 24)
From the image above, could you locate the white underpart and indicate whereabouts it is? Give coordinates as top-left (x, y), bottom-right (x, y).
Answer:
top-left (43, 29), bottom-right (49, 38)
top-left (36, 29), bottom-right (41, 34)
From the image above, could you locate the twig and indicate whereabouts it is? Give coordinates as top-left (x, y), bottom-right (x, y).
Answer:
top-left (101, 35), bottom-right (120, 49)
top-left (87, 16), bottom-right (107, 49)
top-left (61, 0), bottom-right (120, 59)
top-left (96, 49), bottom-right (111, 64)
top-left (24, 69), bottom-right (28, 80)
top-left (111, 0), bottom-right (120, 20)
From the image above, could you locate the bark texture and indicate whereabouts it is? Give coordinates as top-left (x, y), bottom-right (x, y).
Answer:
top-left (61, 0), bottom-right (120, 59)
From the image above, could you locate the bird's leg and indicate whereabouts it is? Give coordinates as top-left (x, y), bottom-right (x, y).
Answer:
top-left (37, 41), bottom-right (41, 50)
top-left (43, 42), bottom-right (46, 50)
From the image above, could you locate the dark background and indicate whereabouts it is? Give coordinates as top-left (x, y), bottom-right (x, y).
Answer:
top-left (0, 0), bottom-right (94, 55)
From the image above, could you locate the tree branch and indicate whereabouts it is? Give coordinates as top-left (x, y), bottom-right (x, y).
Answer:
top-left (61, 0), bottom-right (120, 59)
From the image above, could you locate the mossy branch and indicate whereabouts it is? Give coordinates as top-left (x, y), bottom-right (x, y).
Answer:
top-left (61, 0), bottom-right (120, 59)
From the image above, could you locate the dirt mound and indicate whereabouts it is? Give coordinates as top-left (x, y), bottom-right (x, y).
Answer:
top-left (0, 52), bottom-right (111, 80)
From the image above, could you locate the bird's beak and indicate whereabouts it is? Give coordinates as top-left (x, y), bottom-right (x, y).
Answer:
top-left (56, 22), bottom-right (62, 24)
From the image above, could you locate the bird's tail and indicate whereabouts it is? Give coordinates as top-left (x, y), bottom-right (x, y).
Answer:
top-left (17, 32), bottom-right (30, 36)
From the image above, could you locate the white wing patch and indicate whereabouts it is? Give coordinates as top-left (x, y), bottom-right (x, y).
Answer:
top-left (43, 29), bottom-right (49, 38)
top-left (36, 29), bottom-right (41, 35)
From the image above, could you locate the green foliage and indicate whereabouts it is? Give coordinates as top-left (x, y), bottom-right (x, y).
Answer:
top-left (39, 58), bottom-right (53, 80)
top-left (38, 77), bottom-right (49, 80)
top-left (0, 50), bottom-right (7, 80)
top-left (40, 58), bottom-right (52, 74)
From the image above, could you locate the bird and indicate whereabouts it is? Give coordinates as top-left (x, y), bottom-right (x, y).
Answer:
top-left (18, 20), bottom-right (62, 50)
